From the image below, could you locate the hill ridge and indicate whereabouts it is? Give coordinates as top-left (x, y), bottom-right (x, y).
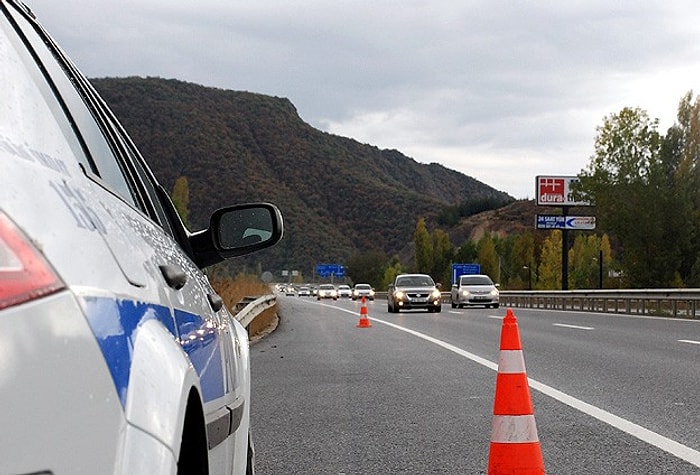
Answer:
top-left (92, 76), bottom-right (514, 275)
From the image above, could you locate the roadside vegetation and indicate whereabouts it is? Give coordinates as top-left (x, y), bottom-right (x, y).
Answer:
top-left (209, 272), bottom-right (273, 312)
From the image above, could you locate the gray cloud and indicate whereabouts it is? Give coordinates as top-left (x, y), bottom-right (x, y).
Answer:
top-left (26, 0), bottom-right (700, 198)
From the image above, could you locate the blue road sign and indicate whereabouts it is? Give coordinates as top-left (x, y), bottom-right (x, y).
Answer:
top-left (452, 263), bottom-right (481, 284)
top-left (316, 263), bottom-right (345, 278)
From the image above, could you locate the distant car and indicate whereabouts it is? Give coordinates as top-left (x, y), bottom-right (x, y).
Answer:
top-left (387, 274), bottom-right (442, 313)
top-left (317, 284), bottom-right (338, 300)
top-left (285, 286), bottom-right (296, 296)
top-left (337, 284), bottom-right (352, 298)
top-left (298, 286), bottom-right (311, 297)
top-left (0, 2), bottom-right (284, 472)
top-left (451, 274), bottom-right (500, 308)
top-left (352, 284), bottom-right (375, 301)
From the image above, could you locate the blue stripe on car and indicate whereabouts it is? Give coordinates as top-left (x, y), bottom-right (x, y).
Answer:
top-left (83, 296), bottom-right (225, 408)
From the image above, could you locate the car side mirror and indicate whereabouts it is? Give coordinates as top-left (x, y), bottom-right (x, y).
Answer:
top-left (189, 202), bottom-right (284, 268)
top-left (436, 283), bottom-right (442, 290)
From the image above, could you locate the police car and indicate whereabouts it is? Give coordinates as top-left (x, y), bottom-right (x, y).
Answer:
top-left (0, 1), bottom-right (283, 473)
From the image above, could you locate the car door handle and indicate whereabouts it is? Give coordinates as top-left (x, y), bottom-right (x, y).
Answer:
top-left (208, 293), bottom-right (224, 312)
top-left (159, 264), bottom-right (187, 290)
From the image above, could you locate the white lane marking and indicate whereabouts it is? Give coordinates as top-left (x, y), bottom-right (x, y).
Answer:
top-left (553, 323), bottom-right (595, 331)
top-left (321, 304), bottom-right (700, 468)
top-left (487, 315), bottom-right (504, 320)
top-left (679, 339), bottom-right (700, 346)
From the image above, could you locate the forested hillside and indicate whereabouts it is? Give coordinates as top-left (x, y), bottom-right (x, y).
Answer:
top-left (93, 77), bottom-right (512, 277)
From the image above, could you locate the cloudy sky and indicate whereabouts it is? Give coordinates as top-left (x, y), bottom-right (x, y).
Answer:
top-left (25, 0), bottom-right (700, 199)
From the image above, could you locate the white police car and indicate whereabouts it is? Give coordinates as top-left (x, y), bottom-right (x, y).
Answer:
top-left (0, 1), bottom-right (283, 473)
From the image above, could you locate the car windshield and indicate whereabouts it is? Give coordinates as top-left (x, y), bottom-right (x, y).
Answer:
top-left (355, 284), bottom-right (370, 290)
top-left (396, 276), bottom-right (434, 287)
top-left (320, 284), bottom-right (334, 290)
top-left (461, 275), bottom-right (493, 286)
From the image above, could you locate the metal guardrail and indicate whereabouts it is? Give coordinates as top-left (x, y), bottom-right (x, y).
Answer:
top-left (241, 289), bottom-right (700, 328)
top-left (499, 289), bottom-right (700, 319)
top-left (378, 289), bottom-right (700, 319)
top-left (234, 294), bottom-right (277, 328)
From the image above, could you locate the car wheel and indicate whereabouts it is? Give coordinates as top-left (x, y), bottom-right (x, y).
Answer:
top-left (494, 303), bottom-right (500, 308)
top-left (435, 306), bottom-right (442, 313)
top-left (451, 301), bottom-right (456, 308)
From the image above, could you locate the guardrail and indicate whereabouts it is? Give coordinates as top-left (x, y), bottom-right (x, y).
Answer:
top-left (499, 289), bottom-right (700, 319)
top-left (378, 289), bottom-right (700, 319)
top-left (243, 289), bottom-right (700, 331)
top-left (234, 294), bottom-right (277, 329)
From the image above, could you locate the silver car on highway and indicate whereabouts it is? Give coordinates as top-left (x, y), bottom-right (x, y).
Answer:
top-left (0, 1), bottom-right (283, 473)
top-left (450, 274), bottom-right (500, 308)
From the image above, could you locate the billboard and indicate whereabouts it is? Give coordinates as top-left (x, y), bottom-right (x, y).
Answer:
top-left (536, 215), bottom-right (596, 230)
top-left (536, 176), bottom-right (591, 206)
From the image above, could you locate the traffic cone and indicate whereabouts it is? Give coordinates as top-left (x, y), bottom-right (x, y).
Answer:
top-left (488, 308), bottom-right (545, 474)
top-left (356, 296), bottom-right (372, 328)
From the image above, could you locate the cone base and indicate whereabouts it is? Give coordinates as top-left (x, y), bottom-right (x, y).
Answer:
top-left (356, 318), bottom-right (372, 328)
top-left (488, 442), bottom-right (545, 474)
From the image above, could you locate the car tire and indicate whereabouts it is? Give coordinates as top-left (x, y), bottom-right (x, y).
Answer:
top-left (435, 306), bottom-right (442, 313)
top-left (451, 301), bottom-right (456, 308)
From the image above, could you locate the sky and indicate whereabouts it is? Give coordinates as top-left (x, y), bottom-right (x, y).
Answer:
top-left (24, 0), bottom-right (700, 199)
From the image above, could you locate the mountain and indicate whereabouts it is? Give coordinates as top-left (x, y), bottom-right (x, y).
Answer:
top-left (92, 77), bottom-right (513, 276)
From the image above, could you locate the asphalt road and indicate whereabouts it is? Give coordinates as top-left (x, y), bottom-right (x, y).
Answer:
top-left (250, 294), bottom-right (700, 474)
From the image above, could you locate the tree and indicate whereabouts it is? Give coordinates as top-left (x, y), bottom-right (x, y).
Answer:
top-left (577, 107), bottom-right (682, 287)
top-left (511, 233), bottom-right (536, 289)
top-left (476, 234), bottom-right (499, 281)
top-left (538, 231), bottom-right (562, 289)
top-left (382, 255), bottom-right (404, 289)
top-left (454, 240), bottom-right (477, 264)
top-left (414, 218), bottom-right (432, 274)
top-left (673, 92), bottom-right (700, 285)
top-left (569, 234), bottom-right (605, 289)
top-left (346, 250), bottom-right (387, 288)
top-left (171, 175), bottom-right (191, 228)
top-left (430, 229), bottom-right (453, 286)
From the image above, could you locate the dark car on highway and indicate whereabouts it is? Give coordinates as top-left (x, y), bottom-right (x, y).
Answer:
top-left (387, 273), bottom-right (442, 313)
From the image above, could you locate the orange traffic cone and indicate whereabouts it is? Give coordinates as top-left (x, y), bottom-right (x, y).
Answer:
top-left (488, 308), bottom-right (545, 474)
top-left (356, 296), bottom-right (372, 328)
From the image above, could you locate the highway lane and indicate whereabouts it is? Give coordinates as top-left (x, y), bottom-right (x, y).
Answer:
top-left (250, 295), bottom-right (700, 473)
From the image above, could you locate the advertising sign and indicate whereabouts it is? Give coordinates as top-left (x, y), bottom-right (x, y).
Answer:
top-left (536, 176), bottom-right (591, 206)
top-left (536, 215), bottom-right (596, 230)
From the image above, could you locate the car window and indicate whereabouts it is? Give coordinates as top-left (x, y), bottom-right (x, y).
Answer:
top-left (461, 276), bottom-right (493, 285)
top-left (0, 11), bottom-right (89, 181)
top-left (5, 4), bottom-right (137, 206)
